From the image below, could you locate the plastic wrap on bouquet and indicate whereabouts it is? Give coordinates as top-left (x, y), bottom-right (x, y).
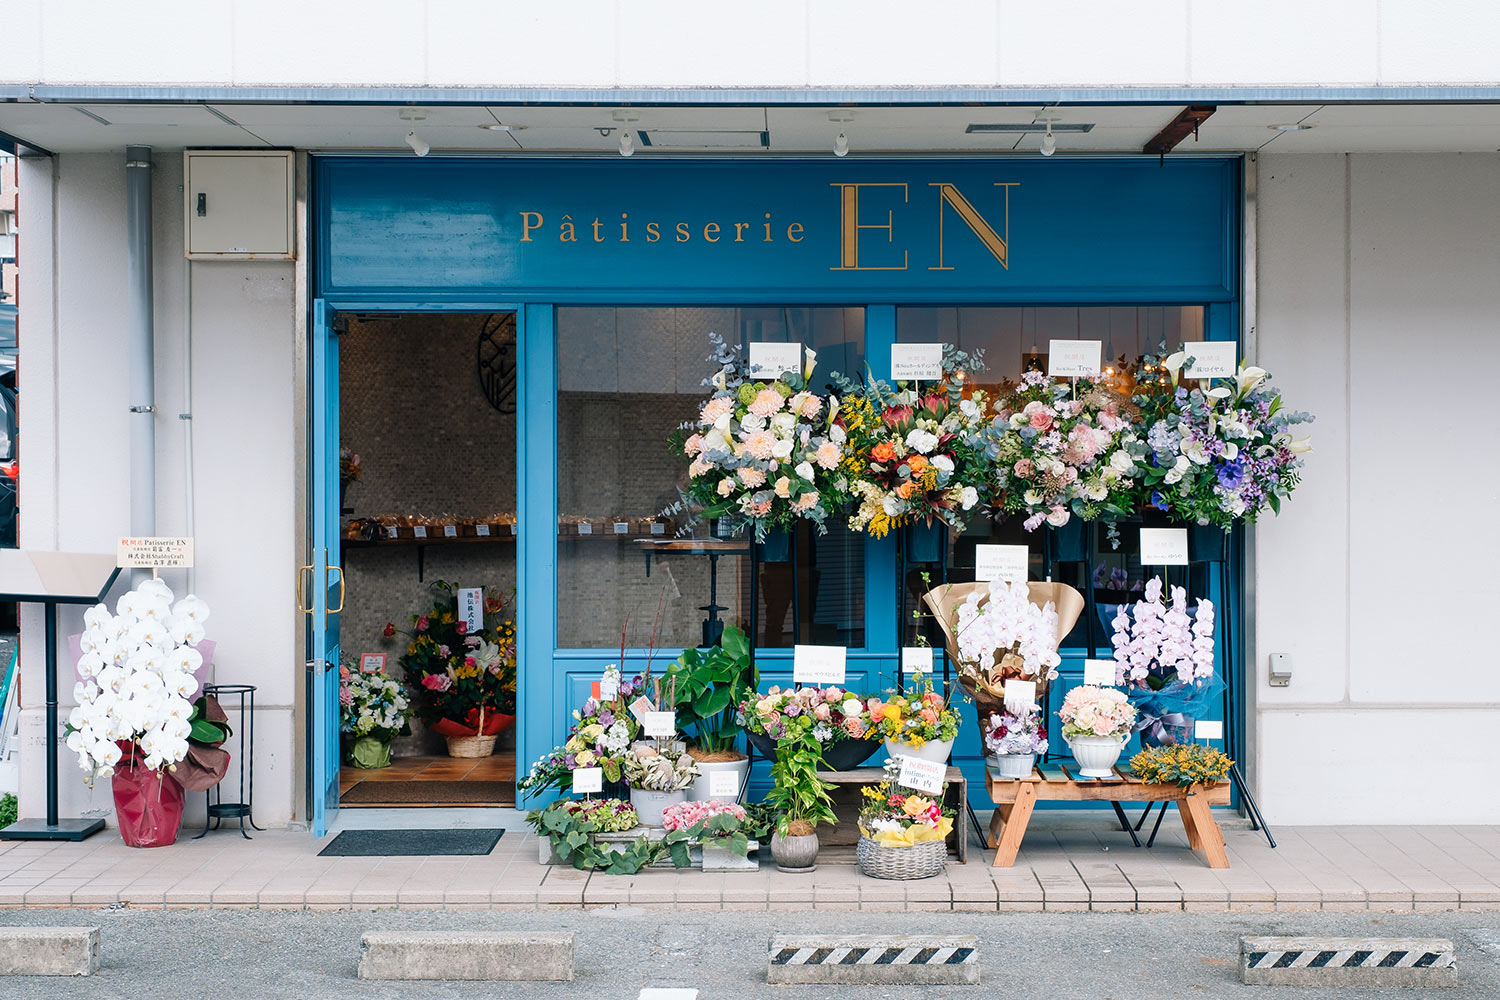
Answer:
top-left (1130, 674), bottom-right (1226, 746)
top-left (111, 743), bottom-right (186, 848)
top-left (921, 581), bottom-right (1084, 713)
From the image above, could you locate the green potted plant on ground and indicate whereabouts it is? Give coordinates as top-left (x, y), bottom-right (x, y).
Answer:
top-left (763, 715), bottom-right (839, 872)
top-left (664, 625), bottom-right (757, 802)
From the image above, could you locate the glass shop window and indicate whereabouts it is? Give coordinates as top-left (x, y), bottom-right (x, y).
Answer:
top-left (555, 306), bottom-right (867, 652)
top-left (896, 305), bottom-right (1206, 650)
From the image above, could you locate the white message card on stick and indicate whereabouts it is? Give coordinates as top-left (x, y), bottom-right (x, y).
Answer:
top-left (897, 755), bottom-right (947, 795)
top-left (1048, 339), bottom-right (1103, 377)
top-left (117, 536), bottom-right (194, 569)
top-left (458, 587), bottom-right (483, 634)
top-left (793, 645), bottom-right (846, 685)
top-left (1195, 720), bottom-right (1224, 741)
top-left (902, 646), bottom-right (934, 675)
top-left (891, 343), bottom-right (943, 381)
top-left (1180, 341), bottom-right (1238, 379)
top-left (1139, 527), bottom-right (1189, 565)
top-left (1003, 679), bottom-right (1036, 714)
top-left (1083, 659), bottom-right (1117, 687)
top-left (572, 767), bottom-right (603, 794)
top-left (643, 711), bottom-right (677, 738)
top-left (709, 770), bottom-right (740, 798)
top-left (974, 544), bottom-right (1029, 584)
top-left (748, 342), bottom-right (803, 379)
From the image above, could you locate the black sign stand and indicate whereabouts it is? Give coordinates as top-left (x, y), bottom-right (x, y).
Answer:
top-left (0, 551), bottom-right (121, 841)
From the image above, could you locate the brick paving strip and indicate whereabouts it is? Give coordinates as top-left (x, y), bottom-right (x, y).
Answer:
top-left (0, 819), bottom-right (1495, 912)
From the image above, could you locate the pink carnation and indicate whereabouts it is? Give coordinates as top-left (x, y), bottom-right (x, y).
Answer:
top-left (700, 397), bottom-right (733, 425)
top-left (815, 441), bottom-right (841, 469)
top-left (738, 467), bottom-right (767, 488)
top-left (747, 389), bottom-right (784, 417)
top-left (742, 430), bottom-right (776, 460)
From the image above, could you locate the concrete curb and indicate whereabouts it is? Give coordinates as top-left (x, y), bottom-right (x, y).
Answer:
top-left (357, 930), bottom-right (574, 981)
top-left (767, 934), bottom-right (979, 985)
top-left (0, 926), bottom-right (100, 976)
top-left (1240, 936), bottom-right (1456, 987)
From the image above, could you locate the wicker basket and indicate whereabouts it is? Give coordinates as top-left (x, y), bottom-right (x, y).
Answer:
top-left (856, 835), bottom-right (947, 880)
top-left (445, 733), bottom-right (498, 758)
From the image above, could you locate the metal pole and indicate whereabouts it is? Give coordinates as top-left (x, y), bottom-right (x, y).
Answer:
top-left (126, 146), bottom-right (156, 560)
top-left (44, 603), bottom-right (58, 828)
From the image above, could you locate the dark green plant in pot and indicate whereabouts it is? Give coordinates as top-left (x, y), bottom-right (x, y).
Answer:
top-left (664, 626), bottom-right (757, 756)
top-left (764, 717), bottom-right (838, 838)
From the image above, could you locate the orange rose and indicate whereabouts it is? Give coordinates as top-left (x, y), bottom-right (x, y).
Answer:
top-left (896, 481), bottom-right (917, 498)
top-left (902, 795), bottom-right (933, 817)
top-left (871, 441), bottom-right (898, 464)
top-left (906, 454), bottom-right (929, 474)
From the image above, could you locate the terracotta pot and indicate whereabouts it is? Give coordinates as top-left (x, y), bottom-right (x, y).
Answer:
top-left (770, 830), bottom-right (819, 872)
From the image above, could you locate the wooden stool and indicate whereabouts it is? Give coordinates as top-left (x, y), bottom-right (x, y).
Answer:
top-left (985, 764), bottom-right (1230, 868)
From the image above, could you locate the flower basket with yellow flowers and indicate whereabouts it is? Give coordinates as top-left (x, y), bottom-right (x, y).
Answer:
top-left (856, 761), bottom-right (954, 880)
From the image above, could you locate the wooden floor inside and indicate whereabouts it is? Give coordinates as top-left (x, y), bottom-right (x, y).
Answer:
top-left (339, 753), bottom-right (516, 807)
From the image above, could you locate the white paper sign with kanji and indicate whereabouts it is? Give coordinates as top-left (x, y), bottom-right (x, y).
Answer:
top-left (974, 544), bottom-right (1029, 584)
top-left (1180, 341), bottom-right (1238, 379)
top-left (1139, 527), bottom-right (1189, 565)
top-left (458, 588), bottom-right (483, 634)
top-left (573, 767), bottom-right (603, 794)
top-left (891, 343), bottom-right (943, 381)
top-left (902, 646), bottom-right (933, 675)
top-left (1003, 679), bottom-right (1036, 714)
top-left (643, 711), bottom-right (677, 738)
top-left (1083, 659), bottom-right (1117, 687)
top-left (793, 645), bottom-right (846, 685)
top-left (709, 770), bottom-right (740, 798)
top-left (897, 755), bottom-right (947, 795)
top-left (748, 342), bottom-right (803, 379)
top-left (1048, 339), bottom-right (1103, 377)
top-left (117, 536), bottom-right (194, 569)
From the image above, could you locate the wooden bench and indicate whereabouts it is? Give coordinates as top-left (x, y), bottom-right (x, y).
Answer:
top-left (985, 764), bottom-right (1230, 869)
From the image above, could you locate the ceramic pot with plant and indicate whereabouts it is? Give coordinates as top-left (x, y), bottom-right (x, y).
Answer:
top-left (763, 715), bottom-right (839, 872)
top-left (982, 706), bottom-right (1048, 779)
top-left (621, 743), bottom-right (700, 827)
top-left (869, 673), bottom-right (961, 765)
top-left (664, 626), bottom-right (757, 801)
top-left (1058, 685), bottom-right (1137, 777)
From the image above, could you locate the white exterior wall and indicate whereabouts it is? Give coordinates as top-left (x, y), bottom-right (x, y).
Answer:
top-left (2, 0), bottom-right (1498, 90)
top-left (1252, 152), bottom-right (1500, 823)
top-left (16, 152), bottom-right (302, 828)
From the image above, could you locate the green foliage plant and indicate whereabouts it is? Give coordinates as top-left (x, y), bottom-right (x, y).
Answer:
top-left (664, 626), bottom-right (757, 755)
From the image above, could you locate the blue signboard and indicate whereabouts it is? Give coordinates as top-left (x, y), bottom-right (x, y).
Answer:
top-left (317, 157), bottom-right (1238, 303)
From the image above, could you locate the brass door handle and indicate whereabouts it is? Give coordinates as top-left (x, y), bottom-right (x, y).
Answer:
top-left (327, 560), bottom-right (345, 615)
top-left (296, 563), bottom-right (314, 614)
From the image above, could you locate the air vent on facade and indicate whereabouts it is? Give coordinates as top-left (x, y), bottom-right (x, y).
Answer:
top-left (965, 122), bottom-right (1095, 134)
top-left (639, 130), bottom-right (771, 149)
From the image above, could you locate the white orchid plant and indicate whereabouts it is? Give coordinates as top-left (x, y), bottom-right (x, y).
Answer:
top-left (67, 579), bottom-right (210, 782)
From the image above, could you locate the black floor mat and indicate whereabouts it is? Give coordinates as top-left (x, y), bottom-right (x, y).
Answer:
top-left (317, 828), bottom-right (504, 857)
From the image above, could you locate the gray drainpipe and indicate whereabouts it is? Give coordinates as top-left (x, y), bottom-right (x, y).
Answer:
top-left (125, 146), bottom-right (155, 556)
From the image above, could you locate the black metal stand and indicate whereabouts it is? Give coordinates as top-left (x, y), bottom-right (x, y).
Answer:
top-left (195, 683), bottom-right (262, 840)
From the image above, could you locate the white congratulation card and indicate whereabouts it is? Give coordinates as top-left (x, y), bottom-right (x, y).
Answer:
top-left (1048, 339), bottom-right (1103, 377)
top-left (1180, 341), bottom-right (1238, 379)
top-left (891, 343), bottom-right (943, 381)
top-left (793, 645), bottom-right (847, 685)
top-left (748, 342), bottom-right (803, 379)
top-left (1139, 527), bottom-right (1189, 566)
top-left (974, 544), bottom-right (1029, 584)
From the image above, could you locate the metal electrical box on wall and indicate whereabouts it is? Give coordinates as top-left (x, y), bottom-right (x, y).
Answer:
top-left (183, 150), bottom-right (295, 260)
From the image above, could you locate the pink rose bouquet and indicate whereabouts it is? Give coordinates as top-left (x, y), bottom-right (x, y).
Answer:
top-left (1058, 685), bottom-right (1137, 741)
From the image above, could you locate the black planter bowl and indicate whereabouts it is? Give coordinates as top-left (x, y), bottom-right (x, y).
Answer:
top-left (747, 731), bottom-right (882, 771)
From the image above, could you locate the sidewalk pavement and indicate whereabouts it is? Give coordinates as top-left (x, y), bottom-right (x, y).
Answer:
top-left (0, 812), bottom-right (1496, 913)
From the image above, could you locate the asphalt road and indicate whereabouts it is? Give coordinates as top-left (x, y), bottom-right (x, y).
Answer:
top-left (0, 907), bottom-right (1496, 998)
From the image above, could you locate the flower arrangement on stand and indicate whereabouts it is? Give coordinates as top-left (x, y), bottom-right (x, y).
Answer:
top-left (1129, 743), bottom-right (1234, 787)
top-left (866, 673), bottom-right (962, 764)
top-left (671, 332), bottom-right (845, 541)
top-left (983, 705), bottom-right (1049, 779)
top-left (832, 349), bottom-right (993, 538)
top-left (338, 662), bottom-right (411, 769)
top-left (856, 760), bottom-right (955, 880)
top-left (740, 685), bottom-right (879, 771)
top-left (1135, 355), bottom-right (1312, 529)
top-left (1109, 576), bottom-right (1223, 746)
top-left (1058, 686), bottom-right (1138, 778)
top-left (387, 582), bottom-right (517, 758)
top-left (67, 579), bottom-right (214, 848)
top-left (989, 371), bottom-right (1143, 532)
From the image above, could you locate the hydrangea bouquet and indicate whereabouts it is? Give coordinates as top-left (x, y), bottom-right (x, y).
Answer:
top-left (989, 371), bottom-right (1143, 531)
top-left (1109, 576), bottom-right (1223, 745)
top-left (673, 333), bottom-right (845, 540)
top-left (68, 579), bottom-right (210, 780)
top-left (1136, 355), bottom-right (1313, 528)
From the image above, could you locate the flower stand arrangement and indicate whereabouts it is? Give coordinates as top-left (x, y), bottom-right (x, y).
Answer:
top-left (1058, 685), bottom-right (1138, 777)
top-left (740, 685), bottom-right (880, 770)
top-left (1130, 742), bottom-right (1234, 788)
top-left (867, 674), bottom-right (961, 764)
top-left (67, 579), bottom-right (214, 848)
top-left (1109, 576), bottom-right (1223, 746)
top-left (663, 626), bottom-right (756, 801)
top-left (983, 704), bottom-right (1048, 779)
top-left (856, 762), bottom-right (954, 880)
top-left (338, 662), bottom-right (411, 769)
top-left (621, 742), bottom-right (700, 827)
top-left (387, 581), bottom-right (517, 758)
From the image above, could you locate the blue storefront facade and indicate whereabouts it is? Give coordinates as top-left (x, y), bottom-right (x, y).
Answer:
top-left (307, 155), bottom-right (1243, 834)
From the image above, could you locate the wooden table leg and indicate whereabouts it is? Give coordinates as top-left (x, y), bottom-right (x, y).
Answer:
top-left (1181, 791), bottom-right (1230, 869)
top-left (988, 802), bottom-right (1012, 849)
top-left (1176, 798), bottom-right (1203, 850)
top-left (991, 782), bottom-right (1036, 867)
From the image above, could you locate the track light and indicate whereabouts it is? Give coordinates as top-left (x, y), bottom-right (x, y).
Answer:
top-left (834, 132), bottom-right (849, 157)
top-left (619, 131), bottom-right (635, 157)
top-left (1040, 123), bottom-right (1056, 157)
top-left (404, 130), bottom-right (429, 157)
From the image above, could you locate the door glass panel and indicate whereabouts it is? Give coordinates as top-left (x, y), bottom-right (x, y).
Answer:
top-left (556, 306), bottom-right (866, 650)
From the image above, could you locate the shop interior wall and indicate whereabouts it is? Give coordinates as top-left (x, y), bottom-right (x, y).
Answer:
top-left (1253, 151), bottom-right (1500, 824)
top-left (16, 152), bottom-right (299, 827)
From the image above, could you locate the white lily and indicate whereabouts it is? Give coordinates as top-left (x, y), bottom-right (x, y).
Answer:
top-left (1162, 351), bottom-right (1187, 384)
top-left (1236, 365), bottom-right (1268, 395)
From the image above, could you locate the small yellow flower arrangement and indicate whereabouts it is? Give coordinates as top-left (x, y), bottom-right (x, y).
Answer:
top-left (1129, 742), bottom-right (1233, 788)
